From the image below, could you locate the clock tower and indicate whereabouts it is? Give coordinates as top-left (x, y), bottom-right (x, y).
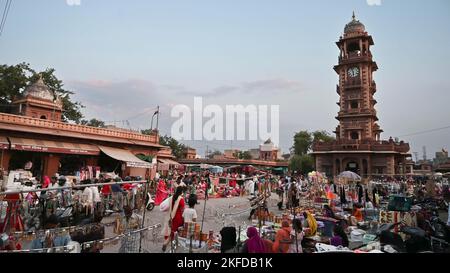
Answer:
top-left (334, 12), bottom-right (382, 142)
top-left (312, 13), bottom-right (412, 178)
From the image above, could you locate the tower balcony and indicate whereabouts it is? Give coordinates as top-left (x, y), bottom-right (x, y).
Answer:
top-left (338, 52), bottom-right (372, 65)
top-left (312, 139), bottom-right (410, 154)
top-left (337, 109), bottom-right (377, 117)
top-left (345, 93), bottom-right (362, 100)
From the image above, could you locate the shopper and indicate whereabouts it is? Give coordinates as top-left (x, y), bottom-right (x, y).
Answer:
top-left (162, 187), bottom-right (185, 252)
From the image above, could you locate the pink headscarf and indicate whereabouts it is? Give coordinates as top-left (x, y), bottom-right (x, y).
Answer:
top-left (246, 227), bottom-right (266, 253)
top-left (42, 176), bottom-right (50, 188)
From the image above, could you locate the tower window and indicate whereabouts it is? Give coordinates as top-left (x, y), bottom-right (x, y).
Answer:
top-left (40, 115), bottom-right (47, 120)
top-left (347, 42), bottom-right (361, 54)
top-left (350, 101), bottom-right (359, 109)
top-left (350, 132), bottom-right (359, 140)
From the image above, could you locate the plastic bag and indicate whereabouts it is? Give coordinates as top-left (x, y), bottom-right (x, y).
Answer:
top-left (160, 197), bottom-right (171, 212)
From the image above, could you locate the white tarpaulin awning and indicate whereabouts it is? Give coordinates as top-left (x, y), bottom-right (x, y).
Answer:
top-left (157, 158), bottom-right (180, 166)
top-left (99, 146), bottom-right (152, 169)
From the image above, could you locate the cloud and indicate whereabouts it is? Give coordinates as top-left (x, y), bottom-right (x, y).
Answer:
top-left (67, 79), bottom-right (183, 128)
top-left (181, 78), bottom-right (303, 97)
top-left (241, 79), bottom-right (303, 93)
top-left (367, 0), bottom-right (382, 6)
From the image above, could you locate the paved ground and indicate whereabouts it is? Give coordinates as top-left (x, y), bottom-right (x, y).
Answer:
top-left (101, 195), bottom-right (281, 253)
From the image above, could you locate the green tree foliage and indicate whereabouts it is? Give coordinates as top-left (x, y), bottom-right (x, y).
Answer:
top-left (289, 130), bottom-right (335, 174)
top-left (150, 134), bottom-right (187, 159)
top-left (292, 131), bottom-right (312, 156)
top-left (234, 151), bottom-right (253, 160)
top-left (0, 63), bottom-right (84, 122)
top-left (80, 118), bottom-right (106, 128)
top-left (289, 154), bottom-right (314, 174)
top-left (313, 130), bottom-right (335, 143)
top-left (207, 150), bottom-right (223, 159)
top-left (291, 130), bottom-right (335, 156)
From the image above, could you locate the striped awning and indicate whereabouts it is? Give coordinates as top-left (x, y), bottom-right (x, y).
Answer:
top-left (9, 137), bottom-right (100, 155)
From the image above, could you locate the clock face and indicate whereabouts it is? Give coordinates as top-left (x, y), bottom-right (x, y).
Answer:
top-left (348, 67), bottom-right (360, 78)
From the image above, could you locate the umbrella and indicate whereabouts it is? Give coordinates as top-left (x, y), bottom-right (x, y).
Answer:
top-left (434, 172), bottom-right (443, 177)
top-left (338, 171), bottom-right (361, 181)
top-left (209, 166), bottom-right (223, 174)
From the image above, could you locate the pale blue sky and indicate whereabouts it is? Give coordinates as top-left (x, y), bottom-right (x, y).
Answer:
top-left (1, 0), bottom-right (450, 158)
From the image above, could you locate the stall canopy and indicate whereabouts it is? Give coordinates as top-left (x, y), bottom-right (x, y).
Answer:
top-left (99, 146), bottom-right (152, 168)
top-left (9, 137), bottom-right (100, 155)
top-left (157, 158), bottom-right (180, 166)
top-left (0, 136), bottom-right (8, 149)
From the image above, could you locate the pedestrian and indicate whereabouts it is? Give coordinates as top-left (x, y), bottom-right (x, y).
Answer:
top-left (162, 187), bottom-right (185, 252)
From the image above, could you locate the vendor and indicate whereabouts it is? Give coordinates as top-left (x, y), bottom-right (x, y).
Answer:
top-left (323, 205), bottom-right (336, 219)
top-left (330, 224), bottom-right (349, 248)
top-left (351, 205), bottom-right (363, 225)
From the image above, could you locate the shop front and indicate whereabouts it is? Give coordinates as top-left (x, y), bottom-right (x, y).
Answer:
top-left (1, 136), bottom-right (101, 180)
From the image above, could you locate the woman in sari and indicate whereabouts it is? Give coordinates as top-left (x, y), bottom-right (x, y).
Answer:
top-left (302, 211), bottom-right (318, 237)
top-left (241, 227), bottom-right (266, 253)
top-left (162, 187), bottom-right (185, 252)
top-left (155, 179), bottom-right (169, 206)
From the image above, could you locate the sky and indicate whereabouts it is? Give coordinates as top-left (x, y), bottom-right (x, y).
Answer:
top-left (1, 0), bottom-right (450, 159)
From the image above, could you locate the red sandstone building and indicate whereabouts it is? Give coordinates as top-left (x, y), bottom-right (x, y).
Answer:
top-left (0, 76), bottom-right (169, 179)
top-left (312, 14), bottom-right (413, 178)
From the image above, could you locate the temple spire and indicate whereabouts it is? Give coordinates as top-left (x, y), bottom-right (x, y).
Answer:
top-left (352, 11), bottom-right (356, 21)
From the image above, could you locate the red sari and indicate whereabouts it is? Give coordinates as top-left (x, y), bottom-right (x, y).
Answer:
top-left (155, 179), bottom-right (168, 206)
top-left (171, 198), bottom-right (185, 236)
top-left (163, 196), bottom-right (185, 243)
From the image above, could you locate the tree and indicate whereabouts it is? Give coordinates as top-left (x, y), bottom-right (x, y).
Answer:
top-left (289, 154), bottom-right (314, 174)
top-left (0, 63), bottom-right (85, 123)
top-left (292, 131), bottom-right (312, 156)
top-left (235, 151), bottom-right (253, 160)
top-left (207, 150), bottom-right (223, 159)
top-left (80, 118), bottom-right (106, 128)
top-left (291, 130), bottom-right (335, 156)
top-left (154, 134), bottom-right (187, 159)
top-left (313, 130), bottom-right (335, 143)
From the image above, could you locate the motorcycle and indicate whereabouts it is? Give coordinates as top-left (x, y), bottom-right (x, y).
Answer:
top-left (377, 222), bottom-right (449, 253)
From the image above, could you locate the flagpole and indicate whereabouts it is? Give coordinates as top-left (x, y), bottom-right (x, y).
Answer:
top-left (156, 106), bottom-right (160, 132)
